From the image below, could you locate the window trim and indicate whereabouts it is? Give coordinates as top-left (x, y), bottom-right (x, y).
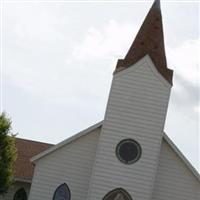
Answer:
top-left (103, 188), bottom-right (132, 200)
top-left (116, 138), bottom-right (142, 164)
top-left (13, 188), bottom-right (27, 200)
top-left (52, 183), bottom-right (71, 200)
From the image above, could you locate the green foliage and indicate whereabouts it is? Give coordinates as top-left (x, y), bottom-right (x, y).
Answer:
top-left (0, 113), bottom-right (17, 195)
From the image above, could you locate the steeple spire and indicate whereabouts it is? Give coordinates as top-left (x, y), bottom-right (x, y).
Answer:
top-left (115, 0), bottom-right (173, 84)
top-left (152, 0), bottom-right (160, 9)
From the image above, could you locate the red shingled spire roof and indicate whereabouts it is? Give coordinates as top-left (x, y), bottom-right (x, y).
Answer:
top-left (115, 0), bottom-right (173, 84)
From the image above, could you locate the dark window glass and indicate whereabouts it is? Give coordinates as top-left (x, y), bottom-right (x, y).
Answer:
top-left (103, 188), bottom-right (132, 200)
top-left (116, 139), bottom-right (142, 164)
top-left (13, 188), bottom-right (27, 200)
top-left (53, 183), bottom-right (70, 200)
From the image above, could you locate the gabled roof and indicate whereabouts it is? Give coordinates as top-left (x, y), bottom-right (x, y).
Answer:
top-left (163, 133), bottom-right (200, 182)
top-left (115, 0), bottom-right (173, 84)
top-left (14, 138), bottom-right (53, 182)
top-left (31, 121), bottom-right (103, 163)
top-left (31, 121), bottom-right (200, 181)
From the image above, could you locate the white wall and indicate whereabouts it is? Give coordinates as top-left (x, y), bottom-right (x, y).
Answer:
top-left (28, 127), bottom-right (100, 200)
top-left (87, 56), bottom-right (172, 200)
top-left (152, 139), bottom-right (200, 200)
top-left (0, 181), bottom-right (30, 200)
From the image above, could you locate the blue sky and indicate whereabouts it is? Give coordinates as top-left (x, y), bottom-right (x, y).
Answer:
top-left (0, 0), bottom-right (199, 171)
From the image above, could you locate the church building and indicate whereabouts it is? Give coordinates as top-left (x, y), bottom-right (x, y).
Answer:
top-left (21, 0), bottom-right (200, 199)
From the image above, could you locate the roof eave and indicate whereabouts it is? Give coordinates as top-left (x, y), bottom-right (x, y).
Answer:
top-left (14, 177), bottom-right (32, 184)
top-left (31, 121), bottom-right (103, 163)
top-left (30, 120), bottom-right (200, 182)
top-left (163, 133), bottom-right (200, 181)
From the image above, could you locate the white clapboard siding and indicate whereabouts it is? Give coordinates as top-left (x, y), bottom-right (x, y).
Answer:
top-left (152, 139), bottom-right (200, 200)
top-left (0, 182), bottom-right (30, 200)
top-left (87, 56), bottom-right (172, 200)
top-left (28, 127), bottom-right (100, 200)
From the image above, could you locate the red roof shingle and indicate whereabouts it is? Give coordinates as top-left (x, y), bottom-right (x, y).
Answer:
top-left (14, 138), bottom-right (53, 181)
top-left (115, 0), bottom-right (173, 84)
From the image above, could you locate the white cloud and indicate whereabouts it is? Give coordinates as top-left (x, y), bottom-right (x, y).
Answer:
top-left (165, 39), bottom-right (199, 170)
top-left (4, 5), bottom-right (199, 170)
top-left (166, 39), bottom-right (199, 115)
top-left (72, 20), bottom-right (137, 61)
top-left (6, 16), bottom-right (199, 113)
top-left (6, 6), bottom-right (65, 46)
top-left (167, 39), bottom-right (199, 86)
top-left (6, 19), bottom-right (138, 105)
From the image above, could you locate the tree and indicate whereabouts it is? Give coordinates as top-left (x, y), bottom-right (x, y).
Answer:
top-left (0, 113), bottom-right (17, 195)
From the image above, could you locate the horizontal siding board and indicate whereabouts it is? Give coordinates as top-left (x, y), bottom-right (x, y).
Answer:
top-left (109, 90), bottom-right (169, 108)
top-left (28, 128), bottom-right (100, 200)
top-left (107, 102), bottom-right (167, 117)
top-left (111, 82), bottom-right (170, 97)
top-left (87, 57), bottom-right (171, 200)
top-left (103, 126), bottom-right (162, 139)
top-left (105, 118), bottom-right (163, 132)
top-left (106, 113), bottom-right (164, 127)
top-left (101, 128), bottom-right (162, 143)
top-left (152, 140), bottom-right (200, 200)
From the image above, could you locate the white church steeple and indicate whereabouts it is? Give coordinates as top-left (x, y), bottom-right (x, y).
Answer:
top-left (87, 1), bottom-right (173, 199)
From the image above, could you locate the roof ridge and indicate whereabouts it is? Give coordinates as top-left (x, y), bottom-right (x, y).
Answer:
top-left (16, 137), bottom-right (53, 146)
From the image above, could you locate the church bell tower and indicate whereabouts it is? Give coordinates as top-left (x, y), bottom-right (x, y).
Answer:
top-left (87, 0), bottom-right (173, 199)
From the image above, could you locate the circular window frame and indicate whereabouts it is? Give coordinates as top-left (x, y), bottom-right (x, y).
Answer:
top-left (116, 139), bottom-right (142, 164)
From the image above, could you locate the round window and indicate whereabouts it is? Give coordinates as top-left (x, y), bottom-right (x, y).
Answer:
top-left (116, 139), bottom-right (142, 164)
